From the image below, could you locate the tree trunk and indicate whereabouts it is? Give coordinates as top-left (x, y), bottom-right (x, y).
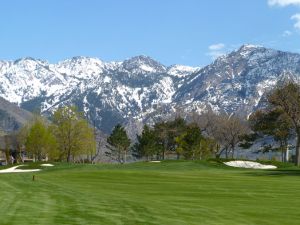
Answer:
top-left (162, 147), bottom-right (165, 160)
top-left (285, 145), bottom-right (289, 163)
top-left (216, 147), bottom-right (225, 159)
top-left (118, 149), bottom-right (122, 164)
top-left (225, 147), bottom-right (228, 159)
top-left (282, 147), bottom-right (285, 163)
top-left (5, 149), bottom-right (9, 165)
top-left (279, 143), bottom-right (284, 163)
top-left (67, 148), bottom-right (71, 163)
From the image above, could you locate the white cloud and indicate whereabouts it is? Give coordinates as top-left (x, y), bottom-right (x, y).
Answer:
top-left (291, 14), bottom-right (300, 30)
top-left (207, 43), bottom-right (226, 60)
top-left (268, 1), bottom-right (300, 33)
top-left (207, 51), bottom-right (225, 60)
top-left (208, 43), bottom-right (225, 51)
top-left (282, 30), bottom-right (293, 36)
top-left (268, 0), bottom-right (300, 6)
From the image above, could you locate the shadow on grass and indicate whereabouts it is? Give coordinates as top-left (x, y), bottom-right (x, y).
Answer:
top-left (247, 168), bottom-right (300, 177)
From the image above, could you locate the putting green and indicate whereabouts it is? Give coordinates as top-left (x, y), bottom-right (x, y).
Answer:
top-left (0, 161), bottom-right (299, 225)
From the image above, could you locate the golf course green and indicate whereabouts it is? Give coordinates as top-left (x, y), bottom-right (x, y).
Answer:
top-left (0, 160), bottom-right (299, 225)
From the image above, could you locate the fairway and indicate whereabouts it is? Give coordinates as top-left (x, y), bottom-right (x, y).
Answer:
top-left (0, 161), bottom-right (300, 225)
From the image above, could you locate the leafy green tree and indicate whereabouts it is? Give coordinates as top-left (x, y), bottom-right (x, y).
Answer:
top-left (175, 124), bottom-right (212, 160)
top-left (106, 124), bottom-right (131, 163)
top-left (52, 106), bottom-right (95, 162)
top-left (25, 117), bottom-right (57, 161)
top-left (199, 137), bottom-right (218, 159)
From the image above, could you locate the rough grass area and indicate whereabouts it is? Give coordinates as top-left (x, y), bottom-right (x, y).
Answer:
top-left (0, 160), bottom-right (300, 225)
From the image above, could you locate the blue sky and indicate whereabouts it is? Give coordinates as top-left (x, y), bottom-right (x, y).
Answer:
top-left (0, 0), bottom-right (300, 66)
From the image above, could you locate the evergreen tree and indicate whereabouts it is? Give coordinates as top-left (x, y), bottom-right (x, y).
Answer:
top-left (249, 108), bottom-right (292, 162)
top-left (167, 117), bottom-right (188, 158)
top-left (175, 124), bottom-right (203, 160)
top-left (154, 121), bottom-right (169, 160)
top-left (253, 83), bottom-right (300, 166)
top-left (153, 117), bottom-right (187, 160)
top-left (106, 124), bottom-right (131, 163)
top-left (265, 83), bottom-right (300, 165)
top-left (133, 125), bottom-right (162, 160)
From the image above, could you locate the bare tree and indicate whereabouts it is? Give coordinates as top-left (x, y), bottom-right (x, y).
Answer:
top-left (216, 115), bottom-right (249, 158)
top-left (194, 111), bottom-right (249, 159)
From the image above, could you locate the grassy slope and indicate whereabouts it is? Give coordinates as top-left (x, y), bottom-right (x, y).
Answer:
top-left (0, 161), bottom-right (300, 225)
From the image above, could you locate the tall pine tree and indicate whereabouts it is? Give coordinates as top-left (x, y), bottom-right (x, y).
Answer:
top-left (106, 124), bottom-right (131, 163)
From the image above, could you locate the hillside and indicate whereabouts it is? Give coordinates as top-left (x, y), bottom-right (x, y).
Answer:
top-left (0, 97), bottom-right (33, 133)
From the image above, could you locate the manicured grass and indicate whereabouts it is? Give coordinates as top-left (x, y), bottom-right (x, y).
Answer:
top-left (0, 160), bottom-right (300, 225)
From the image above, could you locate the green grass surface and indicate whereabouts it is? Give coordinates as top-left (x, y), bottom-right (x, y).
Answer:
top-left (0, 160), bottom-right (300, 225)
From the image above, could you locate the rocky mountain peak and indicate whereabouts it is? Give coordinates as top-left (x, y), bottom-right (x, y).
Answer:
top-left (0, 45), bottom-right (298, 134)
top-left (174, 45), bottom-right (300, 118)
top-left (122, 55), bottom-right (166, 73)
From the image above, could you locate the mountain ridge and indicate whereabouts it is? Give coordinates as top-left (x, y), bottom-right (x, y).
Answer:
top-left (0, 45), bottom-right (299, 133)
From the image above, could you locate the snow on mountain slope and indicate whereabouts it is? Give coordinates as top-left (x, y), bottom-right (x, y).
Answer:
top-left (174, 44), bottom-right (300, 116)
top-left (0, 55), bottom-right (196, 132)
top-left (167, 65), bottom-right (200, 78)
top-left (0, 45), bottom-right (299, 133)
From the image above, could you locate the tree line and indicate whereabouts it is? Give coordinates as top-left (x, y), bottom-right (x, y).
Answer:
top-left (107, 114), bottom-right (249, 162)
top-left (107, 82), bottom-right (300, 166)
top-left (8, 82), bottom-right (300, 166)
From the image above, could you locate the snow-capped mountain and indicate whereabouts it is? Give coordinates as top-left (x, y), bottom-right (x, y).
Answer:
top-left (174, 44), bottom-right (300, 116)
top-left (0, 55), bottom-right (198, 132)
top-left (0, 44), bottom-right (299, 133)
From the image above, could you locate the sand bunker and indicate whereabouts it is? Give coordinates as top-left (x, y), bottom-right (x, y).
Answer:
top-left (149, 161), bottom-right (161, 163)
top-left (41, 164), bottom-right (54, 167)
top-left (0, 165), bottom-right (41, 173)
top-left (224, 160), bottom-right (277, 169)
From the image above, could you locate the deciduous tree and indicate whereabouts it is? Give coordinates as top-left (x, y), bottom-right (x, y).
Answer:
top-left (52, 106), bottom-right (95, 162)
top-left (25, 117), bottom-right (57, 161)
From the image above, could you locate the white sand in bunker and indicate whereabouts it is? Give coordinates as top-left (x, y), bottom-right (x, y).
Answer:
top-left (0, 165), bottom-right (41, 173)
top-left (41, 164), bottom-right (54, 167)
top-left (224, 160), bottom-right (277, 169)
top-left (149, 161), bottom-right (161, 163)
